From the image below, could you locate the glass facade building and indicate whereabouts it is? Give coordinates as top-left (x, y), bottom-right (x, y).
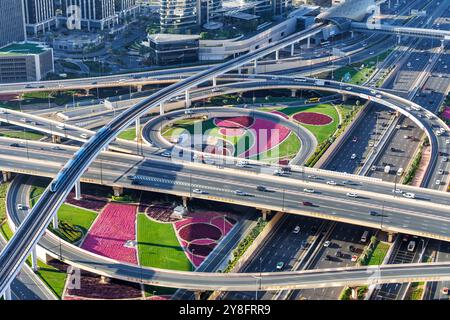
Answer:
top-left (160, 0), bottom-right (200, 33)
top-left (0, 0), bottom-right (26, 48)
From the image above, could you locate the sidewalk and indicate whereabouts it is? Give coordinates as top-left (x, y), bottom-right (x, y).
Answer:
top-left (410, 146), bottom-right (430, 187)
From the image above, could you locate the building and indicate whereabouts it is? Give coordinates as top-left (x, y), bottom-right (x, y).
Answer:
top-left (115, 0), bottom-right (140, 19)
top-left (159, 0), bottom-right (200, 33)
top-left (0, 0), bottom-right (27, 48)
top-left (0, 42), bottom-right (54, 83)
top-left (148, 33), bottom-right (200, 65)
top-left (272, 0), bottom-right (292, 16)
top-left (60, 0), bottom-right (118, 30)
top-left (24, 0), bottom-right (58, 35)
top-left (200, 0), bottom-right (222, 24)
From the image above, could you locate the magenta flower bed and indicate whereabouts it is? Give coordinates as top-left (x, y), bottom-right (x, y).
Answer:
top-left (81, 203), bottom-right (137, 264)
top-left (293, 112), bottom-right (333, 125)
top-left (174, 212), bottom-right (239, 267)
top-left (443, 107), bottom-right (450, 120)
top-left (240, 118), bottom-right (291, 158)
top-left (66, 192), bottom-right (107, 212)
top-left (214, 116), bottom-right (254, 128)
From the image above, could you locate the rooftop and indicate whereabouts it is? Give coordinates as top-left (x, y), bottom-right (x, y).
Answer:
top-left (148, 33), bottom-right (201, 43)
top-left (0, 42), bottom-right (48, 56)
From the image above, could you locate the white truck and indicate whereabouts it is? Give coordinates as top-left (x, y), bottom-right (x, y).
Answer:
top-left (384, 165), bottom-right (391, 174)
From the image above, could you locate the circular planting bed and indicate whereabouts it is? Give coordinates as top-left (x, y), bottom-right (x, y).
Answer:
top-left (292, 112), bottom-right (333, 125)
top-left (187, 243), bottom-right (216, 257)
top-left (178, 223), bottom-right (222, 242)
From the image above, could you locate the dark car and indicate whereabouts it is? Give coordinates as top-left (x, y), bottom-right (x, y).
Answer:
top-left (302, 201), bottom-right (313, 206)
top-left (335, 251), bottom-right (343, 258)
top-left (257, 185), bottom-right (267, 192)
top-left (349, 245), bottom-right (356, 253)
top-left (10, 143), bottom-right (20, 147)
top-left (370, 211), bottom-right (378, 216)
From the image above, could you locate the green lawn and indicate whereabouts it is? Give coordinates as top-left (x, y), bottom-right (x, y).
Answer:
top-left (367, 242), bottom-right (390, 266)
top-left (35, 260), bottom-right (67, 299)
top-left (50, 204), bottom-right (97, 244)
top-left (118, 128), bottom-right (137, 141)
top-left (0, 131), bottom-right (44, 140)
top-left (274, 103), bottom-right (340, 144)
top-left (0, 182), bottom-right (9, 224)
top-left (137, 214), bottom-right (192, 271)
top-left (254, 132), bottom-right (301, 163)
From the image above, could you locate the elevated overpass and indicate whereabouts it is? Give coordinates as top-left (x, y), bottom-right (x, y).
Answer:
top-left (352, 22), bottom-right (450, 41)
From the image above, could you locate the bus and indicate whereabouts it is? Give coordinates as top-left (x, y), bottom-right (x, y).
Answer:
top-left (360, 231), bottom-right (369, 243)
top-left (306, 97), bottom-right (320, 104)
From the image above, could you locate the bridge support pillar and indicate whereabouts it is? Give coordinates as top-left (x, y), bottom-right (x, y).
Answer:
top-left (350, 31), bottom-right (354, 38)
top-left (135, 118), bottom-right (141, 141)
top-left (387, 232), bottom-right (395, 243)
top-left (2, 171), bottom-right (11, 182)
top-left (113, 186), bottom-right (123, 197)
top-left (185, 90), bottom-right (191, 108)
top-left (291, 44), bottom-right (295, 56)
top-left (3, 286), bottom-right (11, 300)
top-left (100, 275), bottom-right (110, 284)
top-left (136, 85), bottom-right (143, 92)
top-left (307, 37), bottom-right (311, 49)
top-left (275, 50), bottom-right (279, 61)
top-left (182, 196), bottom-right (188, 208)
top-left (51, 135), bottom-right (61, 144)
top-left (291, 89), bottom-right (297, 97)
top-left (84, 88), bottom-right (90, 96)
top-left (351, 287), bottom-right (358, 300)
top-left (75, 180), bottom-right (81, 200)
top-left (160, 103), bottom-right (164, 115)
top-left (194, 291), bottom-right (203, 300)
top-left (31, 246), bottom-right (38, 272)
top-left (342, 94), bottom-right (348, 102)
top-left (261, 209), bottom-right (270, 221)
top-left (397, 35), bottom-right (401, 45)
top-left (52, 212), bottom-right (59, 230)
top-left (441, 39), bottom-right (445, 49)
top-left (212, 76), bottom-right (217, 87)
top-left (253, 59), bottom-right (258, 74)
top-left (237, 67), bottom-right (242, 75)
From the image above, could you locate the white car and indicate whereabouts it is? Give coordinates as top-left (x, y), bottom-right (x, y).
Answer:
top-left (17, 204), bottom-right (24, 210)
top-left (446, 139), bottom-right (450, 145)
top-left (402, 192), bottom-right (415, 199)
top-left (346, 192), bottom-right (358, 198)
top-left (323, 241), bottom-right (331, 247)
top-left (193, 189), bottom-right (206, 194)
top-left (326, 180), bottom-right (337, 186)
top-left (79, 133), bottom-right (89, 139)
top-left (161, 151), bottom-right (171, 158)
top-left (442, 157), bottom-right (448, 162)
top-left (350, 153), bottom-right (357, 160)
top-left (234, 190), bottom-right (247, 196)
top-left (351, 255), bottom-right (358, 262)
top-left (438, 169), bottom-right (444, 175)
top-left (303, 188), bottom-right (315, 193)
top-left (293, 226), bottom-right (300, 234)
top-left (392, 188), bottom-right (403, 194)
top-left (436, 180), bottom-right (441, 185)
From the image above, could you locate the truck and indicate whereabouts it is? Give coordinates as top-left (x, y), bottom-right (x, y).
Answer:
top-left (384, 165), bottom-right (391, 174)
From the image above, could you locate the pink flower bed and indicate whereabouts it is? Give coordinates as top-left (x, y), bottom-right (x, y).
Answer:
top-left (67, 192), bottom-right (107, 212)
top-left (174, 212), bottom-right (238, 267)
top-left (214, 116), bottom-right (254, 128)
top-left (81, 203), bottom-right (137, 264)
top-left (218, 127), bottom-right (246, 136)
top-left (443, 107), bottom-right (450, 120)
top-left (240, 118), bottom-right (291, 158)
top-left (293, 112), bottom-right (333, 125)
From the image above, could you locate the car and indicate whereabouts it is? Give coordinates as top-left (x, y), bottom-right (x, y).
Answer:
top-left (402, 192), bottom-right (415, 199)
top-left (127, 175), bottom-right (136, 180)
top-left (20, 118), bottom-right (27, 123)
top-left (370, 211), bottom-right (378, 216)
top-left (351, 255), bottom-right (358, 262)
top-left (235, 162), bottom-right (245, 167)
top-left (369, 141), bottom-right (374, 147)
top-left (276, 262), bottom-right (284, 270)
top-left (407, 240), bottom-right (416, 252)
top-left (392, 188), bottom-right (403, 194)
top-left (193, 189), bottom-right (205, 194)
top-left (350, 153), bottom-right (357, 160)
top-left (17, 204), bottom-right (24, 210)
top-left (161, 151), bottom-right (171, 157)
top-left (371, 165), bottom-right (377, 171)
top-left (376, 94), bottom-right (382, 98)
top-left (335, 251), bottom-right (343, 258)
top-left (302, 201), bottom-right (313, 206)
top-left (442, 157), bottom-right (448, 162)
top-left (293, 226), bottom-right (300, 234)
top-left (256, 185), bottom-right (267, 192)
top-left (234, 190), bottom-right (247, 196)
top-left (349, 245), bottom-right (356, 253)
top-left (442, 287), bottom-right (449, 295)
top-left (307, 174), bottom-right (317, 179)
top-left (446, 139), bottom-right (450, 145)
top-left (325, 254), bottom-right (334, 261)
top-left (438, 169), bottom-right (444, 175)
top-left (326, 180), bottom-right (336, 186)
top-left (52, 146), bottom-right (64, 151)
top-left (300, 240), bottom-right (308, 249)
top-left (346, 192), bottom-right (358, 198)
top-left (79, 133), bottom-right (89, 139)
top-left (10, 143), bottom-right (20, 147)
top-left (323, 241), bottom-right (331, 247)
top-left (303, 188), bottom-right (315, 193)
top-left (352, 137), bottom-right (358, 143)
top-left (436, 180), bottom-right (441, 185)
top-left (345, 87), bottom-right (352, 91)
top-left (56, 124), bottom-right (65, 130)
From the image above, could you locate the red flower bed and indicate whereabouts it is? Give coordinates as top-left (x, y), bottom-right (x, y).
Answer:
top-left (81, 203), bottom-right (137, 264)
top-left (292, 112), bottom-right (333, 125)
top-left (178, 223), bottom-right (222, 242)
top-left (67, 192), bottom-right (107, 212)
top-left (214, 116), bottom-right (254, 128)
